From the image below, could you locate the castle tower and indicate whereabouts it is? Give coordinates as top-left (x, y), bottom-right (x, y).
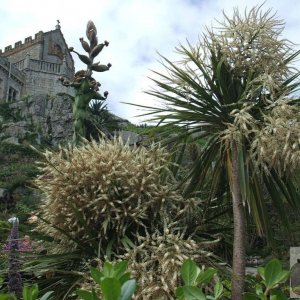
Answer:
top-left (0, 21), bottom-right (75, 102)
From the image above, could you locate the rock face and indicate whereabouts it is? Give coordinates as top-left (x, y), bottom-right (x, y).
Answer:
top-left (117, 130), bottom-right (144, 145)
top-left (0, 188), bottom-right (14, 210)
top-left (1, 94), bottom-right (73, 145)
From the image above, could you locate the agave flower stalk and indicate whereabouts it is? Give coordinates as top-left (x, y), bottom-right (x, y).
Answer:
top-left (59, 21), bottom-right (111, 145)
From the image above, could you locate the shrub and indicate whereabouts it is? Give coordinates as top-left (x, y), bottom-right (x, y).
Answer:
top-left (119, 224), bottom-right (219, 299)
top-left (34, 138), bottom-right (188, 254)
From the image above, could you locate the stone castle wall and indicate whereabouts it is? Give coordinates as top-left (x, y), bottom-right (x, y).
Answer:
top-left (0, 26), bottom-right (75, 100)
top-left (22, 69), bottom-right (73, 97)
top-left (0, 25), bottom-right (75, 144)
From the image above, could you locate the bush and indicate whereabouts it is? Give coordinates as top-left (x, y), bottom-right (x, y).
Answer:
top-left (34, 138), bottom-right (188, 253)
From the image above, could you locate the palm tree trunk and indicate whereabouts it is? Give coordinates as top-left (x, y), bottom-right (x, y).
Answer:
top-left (230, 142), bottom-right (246, 300)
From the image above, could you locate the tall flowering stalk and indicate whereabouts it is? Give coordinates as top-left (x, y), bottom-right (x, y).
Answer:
top-left (2, 219), bottom-right (32, 299)
top-left (6, 218), bottom-right (22, 299)
top-left (59, 20), bottom-right (111, 145)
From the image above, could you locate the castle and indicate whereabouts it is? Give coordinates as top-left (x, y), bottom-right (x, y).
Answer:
top-left (0, 21), bottom-right (74, 102)
top-left (0, 22), bottom-right (76, 145)
top-left (0, 22), bottom-right (130, 145)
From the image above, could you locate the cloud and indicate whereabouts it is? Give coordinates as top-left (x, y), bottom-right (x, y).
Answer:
top-left (1, 0), bottom-right (300, 123)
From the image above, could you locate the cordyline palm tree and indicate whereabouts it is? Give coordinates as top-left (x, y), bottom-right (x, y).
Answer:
top-left (131, 6), bottom-right (300, 300)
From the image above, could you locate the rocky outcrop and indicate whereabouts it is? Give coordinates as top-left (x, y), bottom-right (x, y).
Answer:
top-left (0, 93), bottom-right (73, 145)
top-left (0, 188), bottom-right (15, 210)
top-left (117, 130), bottom-right (144, 145)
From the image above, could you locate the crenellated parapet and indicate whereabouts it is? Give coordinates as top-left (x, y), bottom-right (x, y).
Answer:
top-left (0, 23), bottom-right (75, 100)
top-left (1, 31), bottom-right (44, 55)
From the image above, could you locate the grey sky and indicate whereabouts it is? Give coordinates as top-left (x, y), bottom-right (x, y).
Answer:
top-left (1, 0), bottom-right (300, 123)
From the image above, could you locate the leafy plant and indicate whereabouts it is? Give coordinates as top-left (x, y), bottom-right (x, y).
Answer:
top-left (130, 5), bottom-right (300, 299)
top-left (85, 100), bottom-right (121, 139)
top-left (27, 137), bottom-right (206, 298)
top-left (0, 284), bottom-right (53, 300)
top-left (75, 261), bottom-right (136, 300)
top-left (0, 221), bottom-right (10, 242)
top-left (243, 259), bottom-right (289, 300)
top-left (119, 224), bottom-right (220, 299)
top-left (33, 137), bottom-right (190, 253)
top-left (176, 259), bottom-right (224, 300)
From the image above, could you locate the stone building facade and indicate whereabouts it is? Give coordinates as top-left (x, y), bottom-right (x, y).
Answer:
top-left (0, 23), bottom-right (75, 145)
top-left (0, 22), bottom-right (75, 101)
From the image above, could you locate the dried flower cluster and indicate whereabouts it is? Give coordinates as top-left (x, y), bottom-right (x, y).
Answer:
top-left (207, 5), bottom-right (293, 87)
top-left (34, 138), bottom-right (187, 253)
top-left (119, 223), bottom-right (219, 300)
top-left (251, 98), bottom-right (300, 173)
top-left (220, 103), bottom-right (257, 149)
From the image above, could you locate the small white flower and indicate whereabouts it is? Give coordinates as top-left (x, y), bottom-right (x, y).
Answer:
top-left (8, 217), bottom-right (18, 223)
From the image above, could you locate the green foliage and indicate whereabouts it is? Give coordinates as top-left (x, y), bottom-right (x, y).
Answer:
top-left (0, 142), bottom-right (40, 195)
top-left (0, 103), bottom-right (23, 123)
top-left (243, 259), bottom-right (289, 300)
top-left (86, 101), bottom-right (121, 139)
top-left (75, 261), bottom-right (136, 300)
top-left (0, 143), bottom-right (39, 157)
top-left (0, 221), bottom-right (10, 242)
top-left (176, 259), bottom-right (224, 300)
top-left (0, 284), bottom-right (53, 300)
top-left (123, 123), bottom-right (154, 135)
top-left (0, 161), bottom-right (39, 192)
top-left (26, 137), bottom-right (214, 298)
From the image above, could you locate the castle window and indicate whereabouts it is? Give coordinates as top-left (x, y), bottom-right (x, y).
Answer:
top-left (8, 87), bottom-right (18, 101)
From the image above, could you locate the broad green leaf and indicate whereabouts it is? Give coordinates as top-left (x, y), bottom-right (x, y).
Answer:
top-left (255, 284), bottom-right (265, 298)
top-left (90, 267), bottom-right (104, 285)
top-left (22, 285), bottom-right (39, 300)
top-left (120, 279), bottom-right (137, 300)
top-left (101, 278), bottom-right (121, 300)
top-left (22, 286), bottom-right (31, 300)
top-left (274, 270), bottom-right (290, 285)
top-left (182, 286), bottom-right (206, 300)
top-left (213, 282), bottom-right (223, 299)
top-left (176, 287), bottom-right (185, 300)
top-left (40, 291), bottom-right (54, 300)
top-left (113, 261), bottom-right (128, 279)
top-left (102, 261), bottom-right (114, 278)
top-left (0, 295), bottom-right (16, 300)
top-left (119, 272), bottom-right (131, 285)
top-left (243, 292), bottom-right (259, 300)
top-left (257, 267), bottom-right (265, 281)
top-left (75, 290), bottom-right (99, 300)
top-left (196, 268), bottom-right (217, 285)
top-left (270, 289), bottom-right (289, 300)
top-left (181, 259), bottom-right (200, 286)
top-left (264, 259), bottom-right (285, 289)
top-left (31, 285), bottom-right (39, 300)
